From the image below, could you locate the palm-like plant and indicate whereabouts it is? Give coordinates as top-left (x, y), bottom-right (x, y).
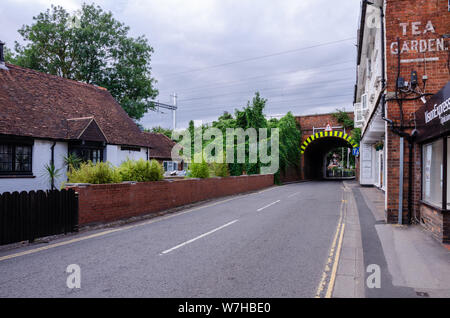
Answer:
top-left (43, 163), bottom-right (62, 190)
top-left (64, 153), bottom-right (82, 171)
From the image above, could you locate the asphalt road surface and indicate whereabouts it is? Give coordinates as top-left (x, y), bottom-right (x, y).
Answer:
top-left (0, 181), bottom-right (345, 298)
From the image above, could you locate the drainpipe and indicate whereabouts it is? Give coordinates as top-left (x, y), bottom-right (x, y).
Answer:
top-left (376, 2), bottom-right (415, 224)
top-left (408, 141), bottom-right (414, 223)
top-left (51, 142), bottom-right (56, 190)
top-left (398, 137), bottom-right (404, 224)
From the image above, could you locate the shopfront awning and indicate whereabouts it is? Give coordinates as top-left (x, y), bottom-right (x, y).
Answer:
top-left (415, 81), bottom-right (450, 143)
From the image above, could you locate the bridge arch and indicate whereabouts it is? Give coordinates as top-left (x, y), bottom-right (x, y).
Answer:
top-left (300, 131), bottom-right (359, 154)
top-left (294, 112), bottom-right (357, 181)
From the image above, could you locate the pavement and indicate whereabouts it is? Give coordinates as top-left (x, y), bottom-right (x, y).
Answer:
top-left (357, 184), bottom-right (450, 298)
top-left (1, 180), bottom-right (449, 298)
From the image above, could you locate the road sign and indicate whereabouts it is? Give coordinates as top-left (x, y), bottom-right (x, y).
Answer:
top-left (352, 147), bottom-right (360, 157)
top-left (325, 123), bottom-right (332, 132)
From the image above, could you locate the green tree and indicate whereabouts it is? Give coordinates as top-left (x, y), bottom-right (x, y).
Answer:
top-left (268, 112), bottom-right (302, 184)
top-left (145, 126), bottom-right (173, 139)
top-left (11, 4), bottom-right (158, 120)
top-left (233, 92), bottom-right (269, 175)
top-left (235, 92), bottom-right (267, 130)
top-left (3, 45), bottom-right (16, 64)
top-left (181, 93), bottom-right (303, 181)
top-left (331, 109), bottom-right (361, 144)
top-left (332, 109), bottom-right (354, 129)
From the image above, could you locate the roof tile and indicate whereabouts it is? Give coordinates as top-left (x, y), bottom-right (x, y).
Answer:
top-left (0, 63), bottom-right (148, 147)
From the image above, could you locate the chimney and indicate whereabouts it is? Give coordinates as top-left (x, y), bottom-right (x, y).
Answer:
top-left (0, 41), bottom-right (9, 70)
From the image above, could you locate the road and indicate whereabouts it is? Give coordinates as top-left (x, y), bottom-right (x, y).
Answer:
top-left (0, 181), bottom-right (345, 298)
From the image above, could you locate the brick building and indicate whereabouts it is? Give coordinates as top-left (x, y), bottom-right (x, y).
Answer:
top-left (296, 112), bottom-right (355, 180)
top-left (354, 0), bottom-right (450, 242)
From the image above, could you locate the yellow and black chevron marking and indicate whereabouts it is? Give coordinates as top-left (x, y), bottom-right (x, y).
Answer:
top-left (300, 131), bottom-right (359, 154)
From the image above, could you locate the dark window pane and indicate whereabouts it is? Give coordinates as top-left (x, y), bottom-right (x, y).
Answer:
top-left (92, 149), bottom-right (101, 164)
top-left (15, 145), bottom-right (32, 172)
top-left (0, 144), bottom-right (13, 172)
top-left (70, 147), bottom-right (103, 164)
top-left (423, 140), bottom-right (443, 207)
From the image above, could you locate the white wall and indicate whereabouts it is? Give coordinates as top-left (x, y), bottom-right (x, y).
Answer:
top-left (0, 140), bottom-right (68, 194)
top-left (105, 145), bottom-right (148, 166)
top-left (355, 3), bottom-right (385, 134)
top-left (0, 142), bottom-right (150, 193)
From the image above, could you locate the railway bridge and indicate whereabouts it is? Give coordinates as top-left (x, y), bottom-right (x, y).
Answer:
top-left (294, 112), bottom-right (358, 180)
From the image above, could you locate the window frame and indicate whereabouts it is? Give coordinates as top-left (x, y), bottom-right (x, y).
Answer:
top-left (0, 140), bottom-right (33, 176)
top-left (68, 141), bottom-right (105, 164)
top-left (163, 161), bottom-right (178, 172)
top-left (421, 135), bottom-right (448, 211)
top-left (120, 146), bottom-right (141, 152)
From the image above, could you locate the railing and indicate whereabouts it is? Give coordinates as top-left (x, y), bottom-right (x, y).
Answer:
top-left (0, 189), bottom-right (78, 246)
top-left (326, 169), bottom-right (356, 179)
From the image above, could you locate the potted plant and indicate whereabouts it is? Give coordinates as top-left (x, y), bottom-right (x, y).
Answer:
top-left (374, 141), bottom-right (384, 151)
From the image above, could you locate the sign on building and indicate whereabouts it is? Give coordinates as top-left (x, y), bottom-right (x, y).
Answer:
top-left (390, 20), bottom-right (448, 64)
top-left (415, 82), bottom-right (450, 143)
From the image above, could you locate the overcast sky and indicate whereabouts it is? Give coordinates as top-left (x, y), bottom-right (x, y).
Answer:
top-left (1, 0), bottom-right (361, 130)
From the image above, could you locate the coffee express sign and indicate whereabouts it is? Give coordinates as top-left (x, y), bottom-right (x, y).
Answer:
top-left (416, 82), bottom-right (450, 143)
top-left (390, 21), bottom-right (448, 63)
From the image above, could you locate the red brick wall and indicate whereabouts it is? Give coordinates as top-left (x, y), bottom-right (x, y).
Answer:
top-left (296, 112), bottom-right (355, 180)
top-left (384, 0), bottom-right (450, 223)
top-left (68, 174), bottom-right (274, 225)
top-left (420, 203), bottom-right (450, 243)
top-left (296, 112), bottom-right (354, 144)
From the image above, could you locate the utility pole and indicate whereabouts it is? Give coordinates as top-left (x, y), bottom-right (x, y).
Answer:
top-left (149, 95), bottom-right (178, 131)
top-left (171, 93), bottom-right (177, 130)
top-left (347, 147), bottom-right (350, 169)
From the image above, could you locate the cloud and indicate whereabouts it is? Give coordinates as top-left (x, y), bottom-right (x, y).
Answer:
top-left (1, 0), bottom-right (360, 130)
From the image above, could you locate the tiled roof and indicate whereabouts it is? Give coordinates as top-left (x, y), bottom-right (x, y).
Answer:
top-left (0, 63), bottom-right (149, 147)
top-left (143, 132), bottom-right (175, 159)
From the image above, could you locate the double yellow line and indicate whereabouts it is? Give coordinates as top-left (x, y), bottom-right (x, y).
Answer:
top-left (315, 189), bottom-right (347, 298)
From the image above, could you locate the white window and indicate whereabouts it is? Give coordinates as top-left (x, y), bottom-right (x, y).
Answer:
top-left (361, 94), bottom-right (368, 111)
top-left (422, 139), bottom-right (443, 207)
top-left (366, 58), bottom-right (372, 79)
top-left (361, 94), bottom-right (369, 119)
top-left (354, 103), bottom-right (364, 128)
top-left (163, 161), bottom-right (178, 172)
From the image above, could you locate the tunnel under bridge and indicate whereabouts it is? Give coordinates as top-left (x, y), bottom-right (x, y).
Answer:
top-left (295, 113), bottom-right (358, 181)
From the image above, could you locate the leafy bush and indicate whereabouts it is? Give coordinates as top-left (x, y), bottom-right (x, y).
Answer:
top-left (351, 127), bottom-right (361, 145)
top-left (190, 160), bottom-right (210, 179)
top-left (67, 159), bottom-right (164, 184)
top-left (229, 163), bottom-right (243, 176)
top-left (118, 159), bottom-right (163, 182)
top-left (148, 160), bottom-right (164, 181)
top-left (332, 109), bottom-right (354, 129)
top-left (67, 161), bottom-right (121, 184)
top-left (212, 162), bottom-right (230, 177)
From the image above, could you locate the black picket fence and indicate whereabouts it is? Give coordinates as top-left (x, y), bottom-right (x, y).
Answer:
top-left (0, 189), bottom-right (78, 246)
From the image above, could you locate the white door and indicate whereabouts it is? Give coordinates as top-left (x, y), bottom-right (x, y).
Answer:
top-left (360, 143), bottom-right (373, 185)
